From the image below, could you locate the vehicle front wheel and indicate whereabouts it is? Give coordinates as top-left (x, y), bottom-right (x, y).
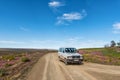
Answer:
top-left (65, 59), bottom-right (68, 65)
top-left (58, 56), bottom-right (61, 61)
top-left (78, 61), bottom-right (82, 65)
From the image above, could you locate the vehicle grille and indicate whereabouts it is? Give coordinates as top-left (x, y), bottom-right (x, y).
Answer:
top-left (72, 56), bottom-right (80, 58)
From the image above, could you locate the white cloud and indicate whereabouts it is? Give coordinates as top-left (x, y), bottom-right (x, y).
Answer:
top-left (60, 13), bottom-right (81, 20)
top-left (48, 1), bottom-right (65, 13)
top-left (0, 38), bottom-right (107, 49)
top-left (112, 22), bottom-right (120, 34)
top-left (30, 38), bottom-right (107, 49)
top-left (48, 1), bottom-right (64, 8)
top-left (113, 22), bottom-right (120, 29)
top-left (56, 10), bottom-right (87, 25)
top-left (0, 40), bottom-right (25, 44)
top-left (112, 30), bottom-right (120, 34)
top-left (63, 39), bottom-right (107, 49)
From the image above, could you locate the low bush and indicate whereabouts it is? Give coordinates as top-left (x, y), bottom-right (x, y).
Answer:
top-left (0, 68), bottom-right (7, 77)
top-left (81, 48), bottom-right (120, 65)
top-left (4, 63), bottom-right (13, 68)
top-left (21, 57), bottom-right (30, 62)
top-left (2, 55), bottom-right (15, 61)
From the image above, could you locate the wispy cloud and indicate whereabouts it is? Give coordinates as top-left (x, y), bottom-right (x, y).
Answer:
top-left (0, 38), bottom-right (107, 49)
top-left (20, 27), bottom-right (29, 32)
top-left (112, 22), bottom-right (120, 34)
top-left (48, 1), bottom-right (64, 8)
top-left (0, 40), bottom-right (25, 44)
top-left (63, 38), bottom-right (107, 48)
top-left (31, 37), bottom-right (107, 49)
top-left (56, 10), bottom-right (87, 25)
top-left (48, 0), bottom-right (65, 13)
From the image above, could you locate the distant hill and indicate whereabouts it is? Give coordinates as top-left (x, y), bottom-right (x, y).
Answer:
top-left (0, 48), bottom-right (57, 55)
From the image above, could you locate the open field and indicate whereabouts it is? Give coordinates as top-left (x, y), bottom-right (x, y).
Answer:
top-left (79, 47), bottom-right (120, 65)
top-left (1, 48), bottom-right (120, 80)
top-left (0, 48), bottom-right (56, 80)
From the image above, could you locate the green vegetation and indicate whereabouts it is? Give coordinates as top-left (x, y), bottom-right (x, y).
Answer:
top-left (79, 47), bottom-right (120, 65)
top-left (0, 48), bottom-right (56, 79)
top-left (4, 63), bottom-right (13, 68)
top-left (102, 48), bottom-right (120, 58)
top-left (2, 55), bottom-right (15, 61)
top-left (21, 57), bottom-right (30, 62)
top-left (0, 68), bottom-right (7, 77)
top-left (81, 47), bottom-right (120, 57)
top-left (80, 48), bottom-right (104, 52)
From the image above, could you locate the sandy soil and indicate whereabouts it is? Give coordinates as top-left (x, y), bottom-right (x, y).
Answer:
top-left (26, 53), bottom-right (120, 80)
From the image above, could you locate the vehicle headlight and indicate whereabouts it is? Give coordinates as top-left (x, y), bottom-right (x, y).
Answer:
top-left (67, 56), bottom-right (72, 59)
top-left (80, 56), bottom-right (83, 59)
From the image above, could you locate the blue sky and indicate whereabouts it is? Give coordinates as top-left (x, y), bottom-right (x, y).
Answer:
top-left (0, 0), bottom-right (120, 49)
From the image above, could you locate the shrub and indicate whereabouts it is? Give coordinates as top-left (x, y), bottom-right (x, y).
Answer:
top-left (4, 63), bottom-right (13, 68)
top-left (21, 57), bottom-right (30, 62)
top-left (2, 55), bottom-right (15, 61)
top-left (80, 48), bottom-right (120, 65)
top-left (0, 68), bottom-right (7, 77)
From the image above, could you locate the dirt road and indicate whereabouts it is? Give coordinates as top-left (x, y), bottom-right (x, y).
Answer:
top-left (26, 53), bottom-right (120, 80)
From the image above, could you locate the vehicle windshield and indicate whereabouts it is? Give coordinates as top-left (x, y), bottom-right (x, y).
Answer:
top-left (65, 48), bottom-right (77, 53)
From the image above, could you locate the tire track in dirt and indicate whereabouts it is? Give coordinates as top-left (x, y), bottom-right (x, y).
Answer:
top-left (26, 54), bottom-right (46, 80)
top-left (41, 53), bottom-right (50, 80)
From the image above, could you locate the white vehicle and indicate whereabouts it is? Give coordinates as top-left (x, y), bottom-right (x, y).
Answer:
top-left (58, 47), bottom-right (83, 65)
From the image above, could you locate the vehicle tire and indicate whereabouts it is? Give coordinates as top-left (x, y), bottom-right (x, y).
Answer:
top-left (58, 56), bottom-right (61, 61)
top-left (78, 61), bottom-right (81, 65)
top-left (59, 57), bottom-right (62, 61)
top-left (65, 59), bottom-right (68, 65)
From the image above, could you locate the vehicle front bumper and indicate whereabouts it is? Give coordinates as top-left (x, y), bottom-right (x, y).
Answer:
top-left (66, 59), bottom-right (83, 63)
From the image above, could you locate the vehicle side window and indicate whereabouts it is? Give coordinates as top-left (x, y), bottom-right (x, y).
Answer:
top-left (58, 49), bottom-right (60, 52)
top-left (59, 48), bottom-right (62, 52)
top-left (61, 48), bottom-right (64, 53)
top-left (62, 48), bottom-right (64, 53)
top-left (59, 48), bottom-right (65, 53)
top-left (61, 48), bottom-right (62, 52)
